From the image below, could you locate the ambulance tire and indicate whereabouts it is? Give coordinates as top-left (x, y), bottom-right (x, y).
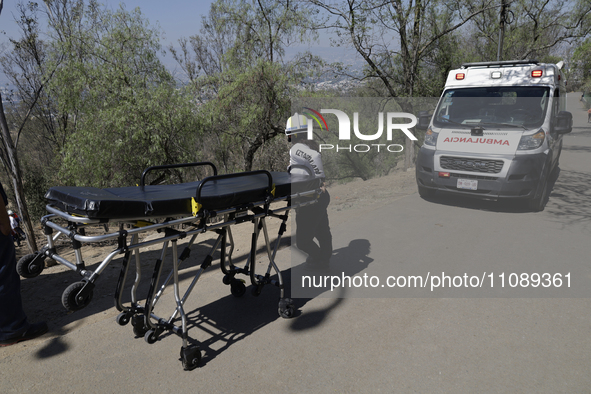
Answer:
top-left (528, 169), bottom-right (549, 212)
top-left (554, 146), bottom-right (562, 168)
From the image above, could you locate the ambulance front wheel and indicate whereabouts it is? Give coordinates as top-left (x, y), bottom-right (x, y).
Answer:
top-left (528, 179), bottom-right (548, 212)
top-left (529, 167), bottom-right (550, 212)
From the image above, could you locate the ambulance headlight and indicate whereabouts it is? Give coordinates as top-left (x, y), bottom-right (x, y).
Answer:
top-left (518, 129), bottom-right (545, 150)
top-left (424, 127), bottom-right (438, 146)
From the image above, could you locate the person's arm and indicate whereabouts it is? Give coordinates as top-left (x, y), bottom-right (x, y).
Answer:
top-left (313, 152), bottom-right (325, 179)
top-left (308, 149), bottom-right (327, 192)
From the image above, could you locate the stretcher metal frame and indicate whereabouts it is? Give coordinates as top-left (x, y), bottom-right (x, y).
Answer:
top-left (17, 162), bottom-right (320, 370)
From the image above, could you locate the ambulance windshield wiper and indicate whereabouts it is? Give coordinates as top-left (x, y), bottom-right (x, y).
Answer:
top-left (437, 118), bottom-right (464, 126)
top-left (474, 122), bottom-right (527, 130)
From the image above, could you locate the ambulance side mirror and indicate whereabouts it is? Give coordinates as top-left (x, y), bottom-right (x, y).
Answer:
top-left (417, 111), bottom-right (432, 130)
top-left (554, 111), bottom-right (572, 134)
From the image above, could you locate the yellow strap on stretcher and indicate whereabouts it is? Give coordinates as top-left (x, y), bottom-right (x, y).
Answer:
top-left (271, 184), bottom-right (276, 197)
top-left (191, 198), bottom-right (202, 216)
top-left (70, 213), bottom-right (91, 225)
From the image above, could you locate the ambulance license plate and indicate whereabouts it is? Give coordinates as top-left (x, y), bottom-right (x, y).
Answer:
top-left (457, 178), bottom-right (478, 190)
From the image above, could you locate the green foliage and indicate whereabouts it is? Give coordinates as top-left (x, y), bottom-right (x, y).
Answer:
top-left (21, 166), bottom-right (51, 222)
top-left (199, 60), bottom-right (293, 172)
top-left (172, 0), bottom-right (321, 172)
top-left (37, 1), bottom-right (200, 187)
top-left (573, 38), bottom-right (591, 91)
top-left (59, 84), bottom-right (201, 187)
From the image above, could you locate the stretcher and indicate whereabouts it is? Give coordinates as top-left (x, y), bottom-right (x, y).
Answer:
top-left (17, 162), bottom-right (320, 370)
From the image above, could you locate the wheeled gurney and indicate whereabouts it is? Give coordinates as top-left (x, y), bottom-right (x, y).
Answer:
top-left (17, 162), bottom-right (320, 370)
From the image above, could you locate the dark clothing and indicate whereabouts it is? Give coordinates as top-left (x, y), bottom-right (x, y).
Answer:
top-left (295, 190), bottom-right (332, 266)
top-left (0, 231), bottom-right (29, 340)
top-left (289, 137), bottom-right (333, 267)
top-left (0, 183), bottom-right (29, 341)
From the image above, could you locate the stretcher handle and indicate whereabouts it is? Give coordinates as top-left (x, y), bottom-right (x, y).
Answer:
top-left (196, 170), bottom-right (274, 203)
top-left (140, 162), bottom-right (217, 186)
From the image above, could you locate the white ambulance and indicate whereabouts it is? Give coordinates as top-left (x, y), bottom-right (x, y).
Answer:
top-left (416, 59), bottom-right (573, 211)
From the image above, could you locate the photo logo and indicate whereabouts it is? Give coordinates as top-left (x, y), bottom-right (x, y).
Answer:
top-left (294, 109), bottom-right (418, 153)
top-left (303, 107), bottom-right (329, 132)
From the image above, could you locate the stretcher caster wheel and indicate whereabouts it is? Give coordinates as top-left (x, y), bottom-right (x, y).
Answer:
top-left (144, 329), bottom-right (159, 344)
top-left (222, 274), bottom-right (233, 285)
top-left (62, 281), bottom-right (93, 312)
top-left (17, 253), bottom-right (45, 278)
top-left (278, 298), bottom-right (295, 319)
top-left (180, 345), bottom-right (201, 371)
top-left (116, 312), bottom-right (131, 326)
top-left (230, 279), bottom-right (246, 297)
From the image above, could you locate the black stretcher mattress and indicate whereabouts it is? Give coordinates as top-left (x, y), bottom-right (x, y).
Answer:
top-left (45, 172), bottom-right (320, 220)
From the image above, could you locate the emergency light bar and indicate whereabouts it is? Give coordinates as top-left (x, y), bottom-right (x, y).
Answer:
top-left (531, 70), bottom-right (543, 78)
top-left (460, 59), bottom-right (539, 68)
top-left (456, 73), bottom-right (465, 80)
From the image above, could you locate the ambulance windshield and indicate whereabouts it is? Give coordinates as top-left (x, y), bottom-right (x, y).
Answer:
top-left (433, 86), bottom-right (550, 129)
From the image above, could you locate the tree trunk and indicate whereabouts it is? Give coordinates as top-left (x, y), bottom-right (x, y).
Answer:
top-left (0, 93), bottom-right (39, 253)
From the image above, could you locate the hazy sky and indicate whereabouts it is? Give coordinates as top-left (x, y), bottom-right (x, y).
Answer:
top-left (1, 0), bottom-right (216, 45)
top-left (0, 0), bottom-right (228, 84)
top-left (0, 0), bottom-right (356, 86)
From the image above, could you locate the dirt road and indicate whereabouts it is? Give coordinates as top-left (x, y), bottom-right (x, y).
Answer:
top-left (1, 94), bottom-right (590, 393)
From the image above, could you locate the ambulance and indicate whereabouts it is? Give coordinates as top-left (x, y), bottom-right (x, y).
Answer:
top-left (415, 59), bottom-right (573, 211)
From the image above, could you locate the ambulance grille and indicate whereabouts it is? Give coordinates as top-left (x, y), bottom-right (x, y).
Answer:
top-left (440, 156), bottom-right (503, 174)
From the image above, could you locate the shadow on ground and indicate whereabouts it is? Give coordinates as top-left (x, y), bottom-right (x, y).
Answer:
top-left (18, 234), bottom-right (295, 360)
top-left (20, 226), bottom-right (363, 367)
top-left (140, 238), bottom-right (372, 368)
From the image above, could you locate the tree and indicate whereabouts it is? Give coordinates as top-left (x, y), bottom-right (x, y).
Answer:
top-left (0, 0), bottom-right (41, 252)
top-left (2, 1), bottom-right (200, 189)
top-left (171, 0), bottom-right (321, 172)
top-left (467, 0), bottom-right (591, 62)
top-left (307, 0), bottom-right (494, 97)
top-left (305, 0), bottom-right (495, 168)
top-left (46, 2), bottom-right (201, 187)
